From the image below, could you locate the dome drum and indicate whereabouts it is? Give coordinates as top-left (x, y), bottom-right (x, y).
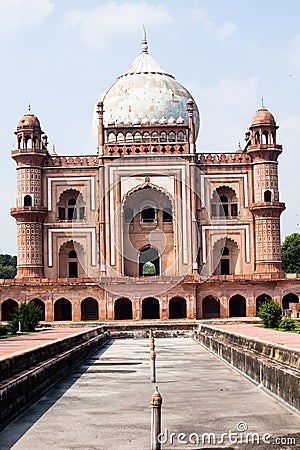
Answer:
top-left (104, 124), bottom-right (189, 156)
top-left (95, 34), bottom-right (200, 156)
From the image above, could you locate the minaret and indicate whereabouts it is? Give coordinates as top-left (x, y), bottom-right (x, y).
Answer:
top-left (10, 106), bottom-right (48, 278)
top-left (247, 102), bottom-right (285, 275)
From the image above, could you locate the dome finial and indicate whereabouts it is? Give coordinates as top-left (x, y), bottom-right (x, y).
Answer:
top-left (141, 25), bottom-right (148, 53)
top-left (261, 97), bottom-right (265, 109)
top-left (27, 102), bottom-right (31, 113)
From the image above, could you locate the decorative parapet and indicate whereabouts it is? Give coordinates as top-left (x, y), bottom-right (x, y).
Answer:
top-left (197, 153), bottom-right (251, 164)
top-left (44, 155), bottom-right (99, 167)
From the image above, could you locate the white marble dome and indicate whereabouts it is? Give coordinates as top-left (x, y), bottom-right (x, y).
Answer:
top-left (94, 35), bottom-right (200, 137)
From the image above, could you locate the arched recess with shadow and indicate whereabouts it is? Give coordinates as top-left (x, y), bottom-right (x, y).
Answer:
top-left (1, 299), bottom-right (18, 321)
top-left (114, 298), bottom-right (133, 320)
top-left (30, 298), bottom-right (45, 320)
top-left (282, 293), bottom-right (299, 310)
top-left (202, 296), bottom-right (220, 319)
top-left (169, 297), bottom-right (187, 319)
top-left (229, 295), bottom-right (246, 317)
top-left (142, 297), bottom-right (160, 319)
top-left (54, 298), bottom-right (72, 321)
top-left (256, 293), bottom-right (272, 315)
top-left (81, 297), bottom-right (98, 320)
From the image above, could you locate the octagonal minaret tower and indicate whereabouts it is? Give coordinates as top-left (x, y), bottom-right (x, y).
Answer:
top-left (247, 104), bottom-right (285, 275)
top-left (11, 106), bottom-right (48, 278)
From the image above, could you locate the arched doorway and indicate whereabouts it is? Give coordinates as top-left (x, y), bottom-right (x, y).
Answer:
top-left (256, 294), bottom-right (272, 315)
top-left (229, 295), bottom-right (246, 317)
top-left (282, 293), bottom-right (299, 310)
top-left (30, 298), bottom-right (45, 321)
top-left (139, 247), bottom-right (160, 276)
top-left (122, 185), bottom-right (174, 277)
top-left (202, 296), bottom-right (220, 319)
top-left (114, 298), bottom-right (133, 320)
top-left (212, 238), bottom-right (239, 276)
top-left (54, 298), bottom-right (72, 321)
top-left (169, 297), bottom-right (187, 319)
top-left (1, 299), bottom-right (18, 321)
top-left (58, 240), bottom-right (85, 278)
top-left (81, 297), bottom-right (98, 320)
top-left (142, 297), bottom-right (160, 319)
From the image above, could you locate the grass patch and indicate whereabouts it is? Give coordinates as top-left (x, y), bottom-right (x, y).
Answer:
top-left (257, 322), bottom-right (300, 333)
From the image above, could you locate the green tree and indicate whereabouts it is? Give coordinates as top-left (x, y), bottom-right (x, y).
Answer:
top-left (0, 254), bottom-right (17, 278)
top-left (8, 301), bottom-right (42, 333)
top-left (281, 233), bottom-right (300, 273)
top-left (257, 298), bottom-right (282, 328)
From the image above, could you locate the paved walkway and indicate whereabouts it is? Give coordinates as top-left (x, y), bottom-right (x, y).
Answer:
top-left (211, 324), bottom-right (300, 351)
top-left (0, 338), bottom-right (299, 450)
top-left (0, 328), bottom-right (94, 360)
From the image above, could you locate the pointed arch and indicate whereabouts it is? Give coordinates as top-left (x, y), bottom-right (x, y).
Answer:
top-left (30, 298), bottom-right (45, 321)
top-left (256, 293), bottom-right (272, 315)
top-left (211, 185), bottom-right (238, 217)
top-left (282, 293), bottom-right (299, 310)
top-left (139, 245), bottom-right (160, 276)
top-left (58, 189), bottom-right (86, 221)
top-left (114, 298), bottom-right (133, 320)
top-left (58, 240), bottom-right (85, 278)
top-left (202, 296), bottom-right (220, 319)
top-left (229, 295), bottom-right (246, 317)
top-left (122, 180), bottom-right (174, 208)
top-left (169, 297), bottom-right (187, 319)
top-left (142, 297), bottom-right (160, 319)
top-left (81, 297), bottom-right (99, 320)
top-left (54, 298), bottom-right (72, 321)
top-left (213, 237), bottom-right (239, 275)
top-left (1, 299), bottom-right (18, 321)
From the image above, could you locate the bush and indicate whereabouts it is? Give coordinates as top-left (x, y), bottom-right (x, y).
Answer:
top-left (257, 298), bottom-right (282, 328)
top-left (280, 317), bottom-right (296, 331)
top-left (0, 326), bottom-right (8, 336)
top-left (8, 301), bottom-right (42, 333)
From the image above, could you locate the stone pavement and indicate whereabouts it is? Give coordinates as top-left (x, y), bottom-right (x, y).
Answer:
top-left (210, 323), bottom-right (300, 351)
top-left (0, 328), bottom-right (94, 360)
top-left (0, 338), bottom-right (299, 450)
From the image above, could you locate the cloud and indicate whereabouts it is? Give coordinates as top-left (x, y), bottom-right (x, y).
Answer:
top-left (186, 76), bottom-right (259, 151)
top-left (191, 6), bottom-right (236, 41)
top-left (0, 0), bottom-right (54, 39)
top-left (65, 1), bottom-right (172, 50)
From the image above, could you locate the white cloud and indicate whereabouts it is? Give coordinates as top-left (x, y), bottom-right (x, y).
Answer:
top-left (0, 0), bottom-right (54, 39)
top-left (65, 1), bottom-right (172, 50)
top-left (191, 6), bottom-right (236, 41)
top-left (186, 76), bottom-right (259, 151)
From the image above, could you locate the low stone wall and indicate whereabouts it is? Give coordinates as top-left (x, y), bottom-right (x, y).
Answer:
top-left (195, 325), bottom-right (300, 411)
top-left (0, 329), bottom-right (109, 430)
top-left (107, 321), bottom-right (196, 339)
top-left (0, 327), bottom-right (106, 382)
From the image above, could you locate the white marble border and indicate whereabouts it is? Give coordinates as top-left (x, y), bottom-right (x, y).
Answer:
top-left (48, 227), bottom-right (96, 267)
top-left (47, 177), bottom-right (95, 211)
top-left (201, 173), bottom-right (248, 207)
top-left (109, 165), bottom-right (188, 266)
top-left (202, 224), bottom-right (250, 264)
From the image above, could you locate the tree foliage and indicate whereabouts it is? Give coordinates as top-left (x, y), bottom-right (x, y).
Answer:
top-left (257, 298), bottom-right (282, 328)
top-left (0, 254), bottom-right (17, 278)
top-left (281, 233), bottom-right (300, 273)
top-left (8, 301), bottom-right (42, 333)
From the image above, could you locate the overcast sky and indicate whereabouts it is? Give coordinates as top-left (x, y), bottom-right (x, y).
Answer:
top-left (0, 0), bottom-right (299, 254)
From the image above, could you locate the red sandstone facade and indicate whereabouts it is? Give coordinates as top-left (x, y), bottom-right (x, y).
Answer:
top-left (1, 36), bottom-right (299, 322)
